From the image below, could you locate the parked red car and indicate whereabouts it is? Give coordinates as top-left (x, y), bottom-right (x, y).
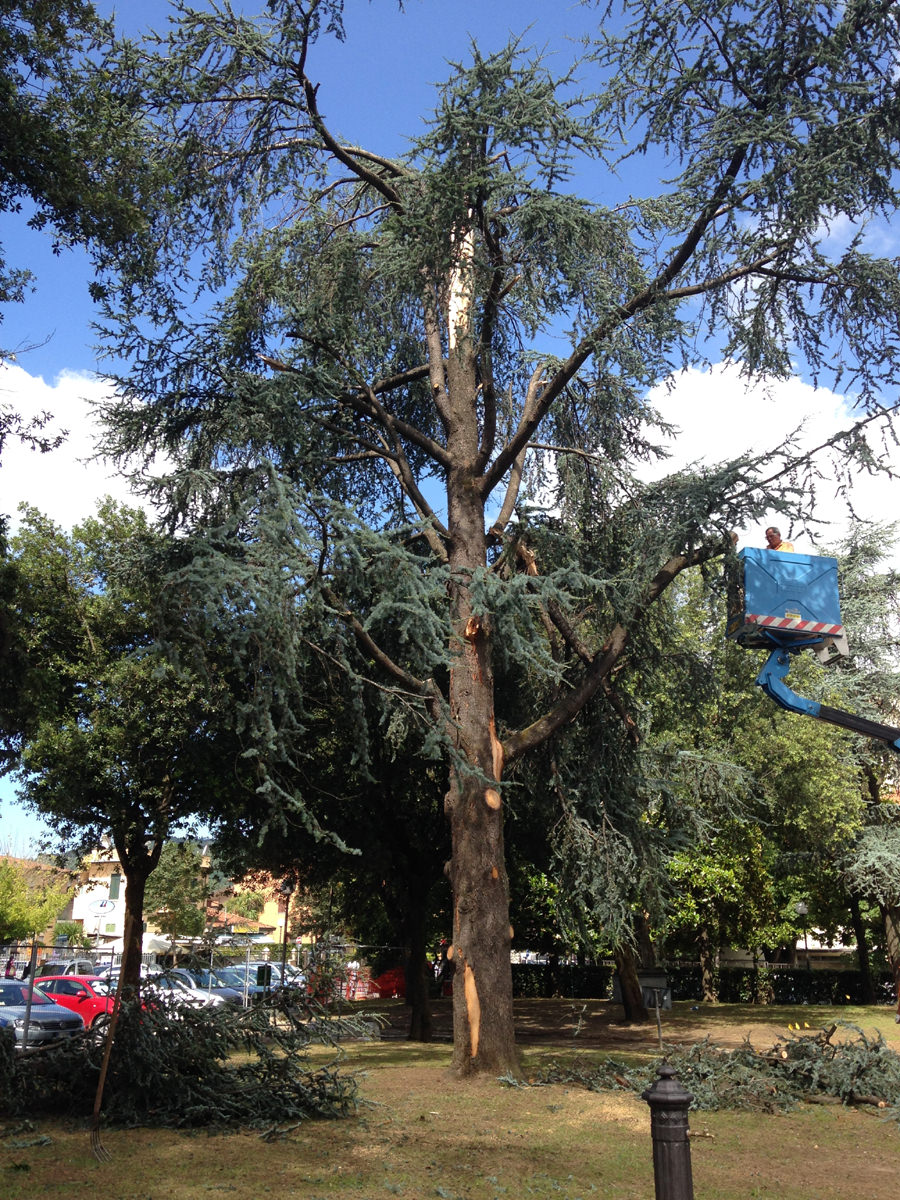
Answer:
top-left (36, 975), bottom-right (116, 1032)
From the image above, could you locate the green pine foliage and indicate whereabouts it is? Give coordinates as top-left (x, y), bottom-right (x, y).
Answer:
top-left (81, 0), bottom-right (900, 1065)
top-left (0, 992), bottom-right (367, 1132)
top-left (523, 1023), bottom-right (900, 1118)
top-left (0, 1), bottom-right (149, 480)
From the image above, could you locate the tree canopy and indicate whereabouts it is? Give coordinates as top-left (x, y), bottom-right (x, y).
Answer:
top-left (0, 0), bottom-right (147, 472)
top-left (9, 501), bottom-right (255, 989)
top-left (90, 0), bottom-right (900, 1073)
top-left (0, 856), bottom-right (68, 944)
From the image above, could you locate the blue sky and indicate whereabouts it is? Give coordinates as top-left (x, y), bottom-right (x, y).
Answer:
top-left (3, 0), bottom-right (898, 852)
top-left (2, 0), bottom-right (604, 382)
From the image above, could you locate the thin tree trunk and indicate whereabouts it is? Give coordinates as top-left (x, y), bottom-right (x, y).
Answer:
top-left (119, 870), bottom-right (148, 998)
top-left (698, 926), bottom-right (718, 1003)
top-left (848, 891), bottom-right (875, 1005)
top-left (405, 900), bottom-right (433, 1043)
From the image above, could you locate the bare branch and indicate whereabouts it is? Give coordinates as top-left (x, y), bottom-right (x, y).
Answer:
top-left (422, 282), bottom-right (453, 431)
top-left (731, 396), bottom-right (900, 502)
top-left (303, 79), bottom-right (403, 208)
top-left (487, 367), bottom-right (546, 537)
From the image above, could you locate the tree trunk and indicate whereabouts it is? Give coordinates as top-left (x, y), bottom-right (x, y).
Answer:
top-left (848, 891), bottom-right (875, 1005)
top-left (882, 903), bottom-right (900, 998)
top-left (115, 832), bottom-right (163, 999)
top-left (120, 868), bottom-right (148, 998)
top-left (698, 926), bottom-right (718, 1002)
top-left (445, 452), bottom-right (517, 1075)
top-left (614, 944), bottom-right (649, 1023)
top-left (635, 911), bottom-right (656, 969)
top-left (446, 648), bottom-right (517, 1075)
top-left (883, 904), bottom-right (900, 963)
top-left (404, 897), bottom-right (433, 1043)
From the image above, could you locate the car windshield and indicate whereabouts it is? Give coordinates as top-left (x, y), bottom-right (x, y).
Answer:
top-left (222, 965), bottom-right (262, 981)
top-left (212, 968), bottom-right (245, 987)
top-left (0, 982), bottom-right (52, 1006)
top-left (148, 975), bottom-right (191, 993)
top-left (86, 978), bottom-right (112, 997)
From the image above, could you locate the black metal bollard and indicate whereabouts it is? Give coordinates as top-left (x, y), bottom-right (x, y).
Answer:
top-left (642, 1063), bottom-right (695, 1200)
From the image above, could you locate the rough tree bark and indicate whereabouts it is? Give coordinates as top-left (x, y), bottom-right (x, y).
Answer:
top-left (614, 944), bottom-right (649, 1024)
top-left (445, 447), bottom-right (517, 1073)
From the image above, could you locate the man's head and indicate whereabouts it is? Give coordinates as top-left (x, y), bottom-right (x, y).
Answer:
top-left (765, 527), bottom-right (782, 549)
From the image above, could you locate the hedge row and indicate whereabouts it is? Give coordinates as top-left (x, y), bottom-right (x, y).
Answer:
top-left (511, 962), bottom-right (614, 998)
top-left (665, 963), bottom-right (896, 1006)
top-left (509, 961), bottom-right (896, 1006)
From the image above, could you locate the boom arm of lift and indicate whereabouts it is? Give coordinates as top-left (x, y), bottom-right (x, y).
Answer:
top-left (757, 650), bottom-right (900, 753)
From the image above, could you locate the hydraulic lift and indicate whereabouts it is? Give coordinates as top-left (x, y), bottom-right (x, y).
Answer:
top-left (727, 547), bottom-right (900, 753)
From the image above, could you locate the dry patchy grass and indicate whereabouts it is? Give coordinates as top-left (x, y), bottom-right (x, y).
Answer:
top-left (4, 1000), bottom-right (900, 1200)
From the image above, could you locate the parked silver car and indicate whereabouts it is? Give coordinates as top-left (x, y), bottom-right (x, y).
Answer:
top-left (0, 980), bottom-right (85, 1049)
top-left (35, 958), bottom-right (97, 978)
top-left (144, 971), bottom-right (227, 1008)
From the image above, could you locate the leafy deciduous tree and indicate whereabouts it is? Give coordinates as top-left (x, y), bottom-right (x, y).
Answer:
top-left (144, 840), bottom-right (208, 945)
top-left (10, 502), bottom-right (254, 992)
top-left (0, 856), bottom-right (68, 944)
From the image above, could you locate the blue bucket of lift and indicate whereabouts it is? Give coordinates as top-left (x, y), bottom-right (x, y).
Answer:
top-left (727, 548), bottom-right (845, 651)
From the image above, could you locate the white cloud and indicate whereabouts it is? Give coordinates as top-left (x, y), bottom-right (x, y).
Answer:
top-left (646, 362), bottom-right (900, 564)
top-left (0, 363), bottom-right (154, 532)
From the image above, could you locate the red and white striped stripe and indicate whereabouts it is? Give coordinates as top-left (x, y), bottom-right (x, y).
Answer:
top-left (745, 613), bottom-right (844, 636)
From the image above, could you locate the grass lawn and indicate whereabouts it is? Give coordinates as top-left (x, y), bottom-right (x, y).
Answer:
top-left (3, 1000), bottom-right (900, 1199)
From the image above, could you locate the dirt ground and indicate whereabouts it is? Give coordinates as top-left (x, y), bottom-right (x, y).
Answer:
top-left (371, 995), bottom-right (830, 1054)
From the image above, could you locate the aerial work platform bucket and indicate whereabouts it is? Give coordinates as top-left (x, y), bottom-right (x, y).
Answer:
top-left (726, 547), bottom-right (899, 752)
top-left (727, 547), bottom-right (847, 661)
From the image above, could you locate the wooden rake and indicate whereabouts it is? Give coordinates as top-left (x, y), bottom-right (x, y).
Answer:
top-left (90, 912), bottom-right (133, 1162)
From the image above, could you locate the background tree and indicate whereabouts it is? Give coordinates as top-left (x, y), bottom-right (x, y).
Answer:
top-left (225, 890), bottom-right (266, 921)
top-left (10, 502), bottom-right (255, 992)
top-left (53, 919), bottom-right (91, 949)
top-left (0, 0), bottom-right (146, 473)
top-left (95, 0), bottom-right (900, 1073)
top-left (647, 531), bottom-right (900, 997)
top-left (212, 684), bottom-right (451, 1041)
top-left (144, 841), bottom-right (208, 946)
top-left (0, 856), bottom-right (68, 945)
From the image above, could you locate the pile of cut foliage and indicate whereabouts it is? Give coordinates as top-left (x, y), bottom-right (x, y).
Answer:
top-left (517, 1023), bottom-right (900, 1120)
top-left (0, 991), bottom-right (374, 1134)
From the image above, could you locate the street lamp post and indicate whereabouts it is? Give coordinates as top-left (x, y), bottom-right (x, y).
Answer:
top-left (795, 901), bottom-right (810, 969)
top-left (279, 878), bottom-right (295, 984)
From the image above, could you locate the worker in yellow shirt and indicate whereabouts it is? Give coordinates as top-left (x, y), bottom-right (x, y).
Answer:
top-left (765, 526), bottom-right (795, 552)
